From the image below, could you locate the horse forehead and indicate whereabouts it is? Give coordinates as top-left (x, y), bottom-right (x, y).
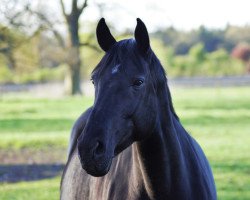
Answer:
top-left (111, 64), bottom-right (121, 74)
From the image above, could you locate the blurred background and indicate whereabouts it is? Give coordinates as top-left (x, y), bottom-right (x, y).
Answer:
top-left (0, 0), bottom-right (249, 199)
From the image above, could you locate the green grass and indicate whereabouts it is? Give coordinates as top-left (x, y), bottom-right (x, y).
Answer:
top-left (171, 87), bottom-right (250, 200)
top-left (0, 87), bottom-right (250, 199)
top-left (0, 95), bottom-right (93, 150)
top-left (0, 177), bottom-right (60, 200)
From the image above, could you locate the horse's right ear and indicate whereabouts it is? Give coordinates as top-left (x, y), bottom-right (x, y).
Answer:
top-left (134, 18), bottom-right (150, 54)
top-left (96, 18), bottom-right (116, 52)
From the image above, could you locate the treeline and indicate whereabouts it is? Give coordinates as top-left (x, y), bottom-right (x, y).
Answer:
top-left (154, 25), bottom-right (250, 55)
top-left (152, 25), bottom-right (250, 76)
top-left (0, 23), bottom-right (250, 84)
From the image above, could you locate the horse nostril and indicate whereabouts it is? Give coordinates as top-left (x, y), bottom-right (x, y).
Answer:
top-left (93, 141), bottom-right (104, 157)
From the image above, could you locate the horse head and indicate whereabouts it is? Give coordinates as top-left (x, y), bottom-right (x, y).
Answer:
top-left (77, 18), bottom-right (160, 177)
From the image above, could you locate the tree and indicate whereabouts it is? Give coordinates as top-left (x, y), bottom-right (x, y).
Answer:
top-left (45, 0), bottom-right (100, 95)
top-left (0, 1), bottom-right (43, 71)
top-left (1, 0), bottom-right (100, 95)
top-left (198, 26), bottom-right (224, 52)
top-left (189, 43), bottom-right (206, 63)
top-left (0, 26), bottom-right (17, 70)
top-left (59, 0), bottom-right (88, 95)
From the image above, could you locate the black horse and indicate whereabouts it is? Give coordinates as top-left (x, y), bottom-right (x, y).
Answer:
top-left (60, 18), bottom-right (217, 200)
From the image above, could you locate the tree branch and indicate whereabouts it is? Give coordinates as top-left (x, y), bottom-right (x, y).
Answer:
top-left (60, 0), bottom-right (68, 17)
top-left (3, 4), bottom-right (30, 28)
top-left (0, 25), bottom-right (43, 56)
top-left (26, 8), bottom-right (66, 48)
top-left (15, 25), bottom-right (44, 49)
top-left (78, 0), bottom-right (88, 15)
top-left (51, 29), bottom-right (66, 49)
top-left (79, 42), bottom-right (101, 52)
top-left (72, 0), bottom-right (78, 13)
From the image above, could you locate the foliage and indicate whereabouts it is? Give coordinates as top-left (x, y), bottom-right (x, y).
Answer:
top-left (0, 64), bottom-right (12, 83)
top-left (79, 33), bottom-right (103, 78)
top-left (224, 25), bottom-right (250, 49)
top-left (189, 43), bottom-right (206, 62)
top-left (154, 25), bottom-right (250, 54)
top-left (0, 65), bottom-right (66, 84)
top-left (198, 26), bottom-right (225, 52)
top-left (153, 26), bottom-right (198, 55)
top-left (150, 38), bottom-right (169, 67)
top-left (167, 46), bottom-right (245, 77)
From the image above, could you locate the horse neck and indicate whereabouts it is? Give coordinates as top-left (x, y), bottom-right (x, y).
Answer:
top-left (133, 84), bottom-right (190, 199)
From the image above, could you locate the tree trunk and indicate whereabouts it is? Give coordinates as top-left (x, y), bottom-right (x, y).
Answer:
top-left (6, 49), bottom-right (16, 71)
top-left (64, 13), bottom-right (82, 95)
top-left (60, 0), bottom-right (89, 95)
top-left (5, 42), bottom-right (16, 71)
top-left (65, 46), bottom-right (82, 95)
top-left (65, 59), bottom-right (82, 95)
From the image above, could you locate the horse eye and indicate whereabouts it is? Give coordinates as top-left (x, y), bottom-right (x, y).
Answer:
top-left (91, 79), bottom-right (95, 85)
top-left (133, 79), bottom-right (144, 87)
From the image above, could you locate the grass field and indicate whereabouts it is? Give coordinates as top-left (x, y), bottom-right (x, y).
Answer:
top-left (0, 87), bottom-right (250, 200)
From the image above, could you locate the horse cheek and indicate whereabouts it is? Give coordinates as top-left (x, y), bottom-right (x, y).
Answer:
top-left (133, 100), bottom-right (157, 140)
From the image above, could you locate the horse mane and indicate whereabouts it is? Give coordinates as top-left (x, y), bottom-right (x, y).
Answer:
top-left (92, 39), bottom-right (179, 120)
top-left (148, 50), bottom-right (179, 120)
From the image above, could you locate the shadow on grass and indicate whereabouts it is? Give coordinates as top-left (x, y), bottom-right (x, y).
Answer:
top-left (0, 164), bottom-right (64, 183)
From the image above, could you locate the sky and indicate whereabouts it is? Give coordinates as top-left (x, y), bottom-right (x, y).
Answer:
top-left (79, 0), bottom-right (250, 32)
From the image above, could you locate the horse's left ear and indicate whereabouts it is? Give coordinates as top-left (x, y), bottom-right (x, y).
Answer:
top-left (134, 18), bottom-right (150, 54)
top-left (96, 18), bottom-right (117, 52)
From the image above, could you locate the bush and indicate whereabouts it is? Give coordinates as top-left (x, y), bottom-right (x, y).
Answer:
top-left (0, 66), bottom-right (13, 83)
top-left (167, 48), bottom-right (245, 77)
top-left (16, 65), bottom-right (66, 83)
top-left (0, 65), bottom-right (66, 84)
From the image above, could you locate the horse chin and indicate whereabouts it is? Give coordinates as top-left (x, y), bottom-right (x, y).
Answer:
top-left (85, 166), bottom-right (111, 177)
top-left (79, 157), bottom-right (112, 177)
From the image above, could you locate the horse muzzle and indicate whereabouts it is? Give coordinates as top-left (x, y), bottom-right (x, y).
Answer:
top-left (77, 140), bottom-right (113, 177)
